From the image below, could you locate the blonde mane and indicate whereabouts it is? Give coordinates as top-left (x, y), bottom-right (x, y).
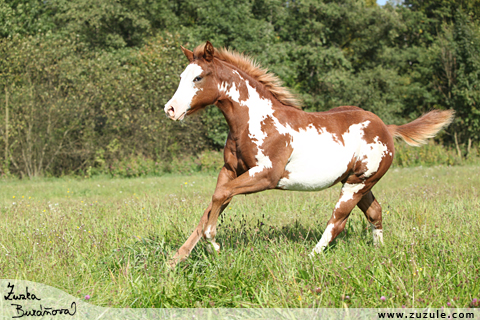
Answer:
top-left (193, 44), bottom-right (302, 108)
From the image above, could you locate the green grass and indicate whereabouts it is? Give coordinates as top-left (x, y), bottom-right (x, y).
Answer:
top-left (0, 166), bottom-right (479, 308)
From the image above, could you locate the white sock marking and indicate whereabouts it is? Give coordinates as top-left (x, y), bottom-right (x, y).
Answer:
top-left (369, 222), bottom-right (384, 245)
top-left (312, 224), bottom-right (334, 255)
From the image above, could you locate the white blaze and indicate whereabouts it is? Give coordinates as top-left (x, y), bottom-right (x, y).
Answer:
top-left (165, 63), bottom-right (203, 120)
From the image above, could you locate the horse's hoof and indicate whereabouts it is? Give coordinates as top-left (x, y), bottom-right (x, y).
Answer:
top-left (167, 252), bottom-right (188, 269)
top-left (206, 241), bottom-right (220, 255)
top-left (309, 247), bottom-right (326, 258)
top-left (167, 260), bottom-right (177, 269)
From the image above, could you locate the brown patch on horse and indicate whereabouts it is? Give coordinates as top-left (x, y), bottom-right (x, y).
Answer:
top-left (193, 43), bottom-right (301, 108)
top-left (322, 106), bottom-right (363, 113)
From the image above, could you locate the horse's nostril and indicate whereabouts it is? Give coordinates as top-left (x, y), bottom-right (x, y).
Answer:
top-left (167, 106), bottom-right (175, 117)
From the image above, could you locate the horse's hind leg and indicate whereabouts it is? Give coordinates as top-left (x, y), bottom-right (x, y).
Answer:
top-left (357, 190), bottom-right (383, 245)
top-left (311, 183), bottom-right (365, 255)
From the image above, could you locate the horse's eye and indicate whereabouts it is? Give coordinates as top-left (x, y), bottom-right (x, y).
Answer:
top-left (193, 76), bottom-right (202, 82)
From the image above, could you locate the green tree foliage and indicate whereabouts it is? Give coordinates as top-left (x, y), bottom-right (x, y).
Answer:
top-left (0, 0), bottom-right (55, 37)
top-left (0, 33), bottom-right (210, 176)
top-left (0, 0), bottom-right (479, 176)
top-left (179, 0), bottom-right (276, 54)
top-left (429, 11), bottom-right (480, 153)
top-left (260, 0), bottom-right (408, 124)
top-left (50, 0), bottom-right (157, 48)
top-left (403, 0), bottom-right (480, 25)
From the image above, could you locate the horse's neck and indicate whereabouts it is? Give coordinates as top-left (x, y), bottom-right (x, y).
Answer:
top-left (216, 99), bottom-right (246, 135)
top-left (217, 70), bottom-right (282, 136)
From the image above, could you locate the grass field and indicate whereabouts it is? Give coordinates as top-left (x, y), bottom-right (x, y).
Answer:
top-left (0, 166), bottom-right (479, 308)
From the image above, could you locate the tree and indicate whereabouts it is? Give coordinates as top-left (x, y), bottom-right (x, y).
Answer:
top-left (431, 11), bottom-right (480, 155)
top-left (0, 0), bottom-right (55, 38)
top-left (50, 0), bottom-right (180, 49)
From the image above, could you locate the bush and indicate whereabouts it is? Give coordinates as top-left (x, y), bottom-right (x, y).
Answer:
top-left (0, 33), bottom-right (215, 178)
top-left (392, 140), bottom-right (467, 167)
top-left (87, 150), bottom-right (224, 178)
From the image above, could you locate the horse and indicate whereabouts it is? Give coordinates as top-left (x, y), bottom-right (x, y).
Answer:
top-left (164, 41), bottom-right (454, 267)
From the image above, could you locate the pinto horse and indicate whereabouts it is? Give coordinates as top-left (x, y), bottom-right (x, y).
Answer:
top-left (164, 41), bottom-right (454, 266)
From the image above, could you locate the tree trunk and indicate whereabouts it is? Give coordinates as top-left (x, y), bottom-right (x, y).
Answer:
top-left (454, 131), bottom-right (462, 158)
top-left (467, 137), bottom-right (472, 157)
top-left (4, 88), bottom-right (9, 174)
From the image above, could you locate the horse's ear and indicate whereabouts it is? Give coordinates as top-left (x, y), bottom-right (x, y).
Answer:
top-left (181, 46), bottom-right (194, 62)
top-left (204, 41), bottom-right (214, 62)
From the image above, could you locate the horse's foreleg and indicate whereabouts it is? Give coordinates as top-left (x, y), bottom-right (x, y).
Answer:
top-left (169, 199), bottom-right (231, 266)
top-left (357, 190), bottom-right (383, 246)
top-left (312, 183), bottom-right (366, 255)
top-left (201, 168), bottom-right (279, 253)
top-left (204, 199), bottom-right (231, 253)
top-left (169, 167), bottom-right (234, 268)
top-left (170, 167), bottom-right (279, 267)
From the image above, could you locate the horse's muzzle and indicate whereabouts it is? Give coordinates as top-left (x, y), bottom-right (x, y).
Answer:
top-left (166, 105), bottom-right (176, 120)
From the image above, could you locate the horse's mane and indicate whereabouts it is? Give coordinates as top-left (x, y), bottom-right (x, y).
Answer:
top-left (193, 44), bottom-right (302, 108)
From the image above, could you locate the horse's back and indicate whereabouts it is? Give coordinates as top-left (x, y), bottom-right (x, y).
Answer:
top-left (321, 106), bottom-right (363, 114)
top-left (310, 106), bottom-right (392, 139)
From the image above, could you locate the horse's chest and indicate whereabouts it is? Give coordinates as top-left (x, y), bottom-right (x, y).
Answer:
top-left (228, 137), bottom-right (258, 174)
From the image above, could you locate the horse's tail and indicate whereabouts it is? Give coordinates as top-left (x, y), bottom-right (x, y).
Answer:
top-left (387, 110), bottom-right (454, 146)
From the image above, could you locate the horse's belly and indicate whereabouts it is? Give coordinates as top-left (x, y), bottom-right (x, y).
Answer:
top-left (276, 130), bottom-right (355, 191)
top-left (277, 154), bottom-right (351, 191)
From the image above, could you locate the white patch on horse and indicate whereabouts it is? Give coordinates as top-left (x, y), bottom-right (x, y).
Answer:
top-left (220, 76), bottom-right (387, 182)
top-left (165, 63), bottom-right (203, 120)
top-left (218, 82), bottom-right (227, 92)
top-left (207, 241), bottom-right (220, 253)
top-left (218, 81), bottom-right (240, 103)
top-left (204, 225), bottom-right (213, 239)
top-left (369, 222), bottom-right (384, 245)
top-left (232, 70), bottom-right (244, 80)
top-left (359, 136), bottom-right (389, 178)
top-left (204, 225), bottom-right (220, 253)
top-left (236, 80), bottom-right (275, 176)
top-left (312, 223), bottom-right (334, 255)
top-left (276, 121), bottom-right (371, 191)
top-left (335, 183), bottom-right (365, 210)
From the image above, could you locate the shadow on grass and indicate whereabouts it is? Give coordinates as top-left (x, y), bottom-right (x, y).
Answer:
top-left (215, 216), bottom-right (373, 250)
top-left (97, 216), bottom-right (374, 275)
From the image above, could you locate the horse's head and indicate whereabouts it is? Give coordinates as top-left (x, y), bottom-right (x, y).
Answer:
top-left (164, 41), bottom-right (219, 121)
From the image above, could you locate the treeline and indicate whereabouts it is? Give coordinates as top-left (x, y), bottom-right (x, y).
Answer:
top-left (1, 0), bottom-right (479, 178)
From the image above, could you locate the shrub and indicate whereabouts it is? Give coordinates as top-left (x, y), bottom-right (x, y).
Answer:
top-left (392, 140), bottom-right (466, 167)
